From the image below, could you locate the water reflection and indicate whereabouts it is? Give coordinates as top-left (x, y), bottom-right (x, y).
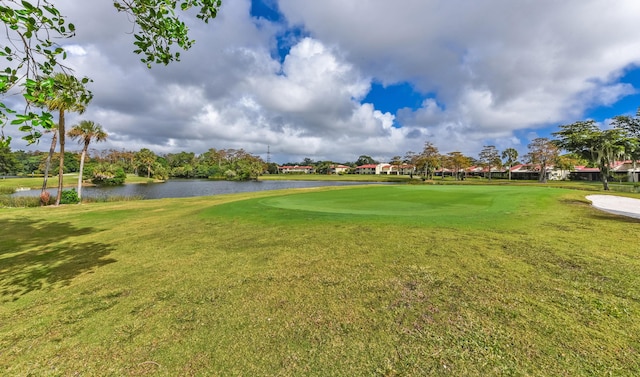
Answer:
top-left (12, 179), bottom-right (381, 200)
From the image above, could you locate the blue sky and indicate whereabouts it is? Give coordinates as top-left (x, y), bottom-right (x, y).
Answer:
top-left (248, 0), bottom-right (640, 161)
top-left (250, 0), bottom-right (640, 152)
top-left (585, 68), bottom-right (640, 120)
top-left (6, 0), bottom-right (640, 163)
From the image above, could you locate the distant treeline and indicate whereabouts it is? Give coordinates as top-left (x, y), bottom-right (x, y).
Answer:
top-left (0, 147), bottom-right (266, 181)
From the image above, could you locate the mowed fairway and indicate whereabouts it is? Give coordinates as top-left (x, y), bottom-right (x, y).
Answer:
top-left (1, 185), bottom-right (640, 375)
top-left (252, 185), bottom-right (549, 227)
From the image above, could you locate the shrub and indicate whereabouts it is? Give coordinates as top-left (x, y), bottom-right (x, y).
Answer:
top-left (60, 189), bottom-right (80, 204)
top-left (83, 163), bottom-right (97, 180)
top-left (151, 163), bottom-right (169, 180)
top-left (91, 164), bottom-right (126, 186)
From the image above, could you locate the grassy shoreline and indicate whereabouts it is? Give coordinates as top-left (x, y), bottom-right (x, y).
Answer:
top-left (1, 184), bottom-right (639, 375)
top-left (259, 174), bottom-right (412, 182)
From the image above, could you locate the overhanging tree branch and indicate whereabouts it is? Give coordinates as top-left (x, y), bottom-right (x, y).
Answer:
top-left (1, 0), bottom-right (222, 146)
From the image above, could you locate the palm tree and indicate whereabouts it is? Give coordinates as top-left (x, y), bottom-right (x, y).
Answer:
top-left (40, 125), bottom-right (58, 205)
top-left (68, 120), bottom-right (108, 201)
top-left (135, 148), bottom-right (158, 178)
top-left (501, 148), bottom-right (519, 180)
top-left (41, 73), bottom-right (92, 205)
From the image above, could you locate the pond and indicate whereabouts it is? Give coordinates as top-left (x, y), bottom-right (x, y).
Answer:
top-left (11, 179), bottom-right (383, 200)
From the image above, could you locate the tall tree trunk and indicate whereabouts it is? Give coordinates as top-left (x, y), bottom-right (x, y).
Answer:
top-left (40, 130), bottom-right (58, 206)
top-left (600, 163), bottom-right (610, 191)
top-left (508, 165), bottom-right (512, 180)
top-left (538, 163), bottom-right (547, 183)
top-left (77, 144), bottom-right (88, 201)
top-left (55, 110), bottom-right (65, 206)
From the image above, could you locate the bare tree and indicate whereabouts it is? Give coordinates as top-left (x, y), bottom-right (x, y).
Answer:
top-left (526, 138), bottom-right (559, 183)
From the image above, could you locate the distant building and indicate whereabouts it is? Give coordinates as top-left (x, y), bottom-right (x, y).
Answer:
top-left (354, 164), bottom-right (379, 174)
top-left (278, 165), bottom-right (314, 174)
top-left (329, 164), bottom-right (350, 174)
top-left (571, 161), bottom-right (640, 182)
top-left (472, 161), bottom-right (640, 182)
top-left (355, 163), bottom-right (415, 175)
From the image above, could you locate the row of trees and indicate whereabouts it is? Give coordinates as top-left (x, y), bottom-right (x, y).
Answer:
top-left (0, 116), bottom-right (110, 203)
top-left (400, 108), bottom-right (640, 190)
top-left (1, 0), bottom-right (223, 206)
top-left (554, 111), bottom-right (640, 190)
top-left (3, 111), bottom-right (639, 196)
top-left (275, 107), bottom-right (640, 192)
top-left (150, 148), bottom-right (265, 180)
top-left (2, 145), bottom-right (267, 183)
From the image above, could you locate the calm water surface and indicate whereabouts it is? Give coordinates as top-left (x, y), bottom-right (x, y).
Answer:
top-left (12, 179), bottom-right (381, 200)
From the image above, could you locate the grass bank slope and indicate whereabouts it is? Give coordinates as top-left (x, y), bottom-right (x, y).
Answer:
top-left (1, 185), bottom-right (639, 376)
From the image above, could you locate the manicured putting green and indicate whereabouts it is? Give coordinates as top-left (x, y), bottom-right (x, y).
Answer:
top-left (207, 184), bottom-right (565, 228)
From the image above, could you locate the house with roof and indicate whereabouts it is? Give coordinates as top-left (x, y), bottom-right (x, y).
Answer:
top-left (615, 161), bottom-right (640, 182)
top-left (570, 161), bottom-right (640, 182)
top-left (461, 165), bottom-right (509, 179)
top-left (503, 160), bottom-right (639, 182)
top-left (329, 164), bottom-right (350, 174)
top-left (461, 164), bottom-right (571, 180)
top-left (397, 164), bottom-right (416, 175)
top-left (482, 164), bottom-right (570, 181)
top-left (379, 163), bottom-right (415, 175)
top-left (278, 165), bottom-right (315, 174)
top-left (355, 163), bottom-right (415, 175)
top-left (354, 164), bottom-right (380, 174)
top-left (434, 168), bottom-right (455, 178)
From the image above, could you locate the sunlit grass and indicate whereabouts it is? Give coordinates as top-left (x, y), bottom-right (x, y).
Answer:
top-left (0, 175), bottom-right (70, 191)
top-left (1, 185), bottom-right (640, 375)
top-left (260, 173), bottom-right (411, 182)
top-left (0, 175), bottom-right (155, 207)
top-left (0, 174), bottom-right (153, 191)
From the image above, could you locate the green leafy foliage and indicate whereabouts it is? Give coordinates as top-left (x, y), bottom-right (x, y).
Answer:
top-left (0, 143), bottom-right (21, 174)
top-left (200, 148), bottom-right (264, 180)
top-left (90, 164), bottom-right (126, 186)
top-left (0, 0), bottom-right (83, 143)
top-left (414, 141), bottom-right (440, 179)
top-left (147, 147), bottom-right (264, 181)
top-left (59, 188), bottom-right (79, 204)
top-left (37, 151), bottom-right (79, 174)
top-left (478, 145), bottom-right (502, 180)
top-left (113, 0), bottom-right (223, 67)
top-left (525, 138), bottom-right (559, 183)
top-left (68, 120), bottom-right (107, 198)
top-left (553, 120), bottom-right (632, 190)
top-left (1, 0), bottom-right (221, 144)
top-left (611, 107), bottom-right (640, 182)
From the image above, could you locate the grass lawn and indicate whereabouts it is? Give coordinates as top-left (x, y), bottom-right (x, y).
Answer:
top-left (0, 174), bottom-right (156, 190)
top-left (1, 185), bottom-right (639, 375)
top-left (0, 175), bottom-right (73, 192)
top-left (260, 174), bottom-right (412, 182)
